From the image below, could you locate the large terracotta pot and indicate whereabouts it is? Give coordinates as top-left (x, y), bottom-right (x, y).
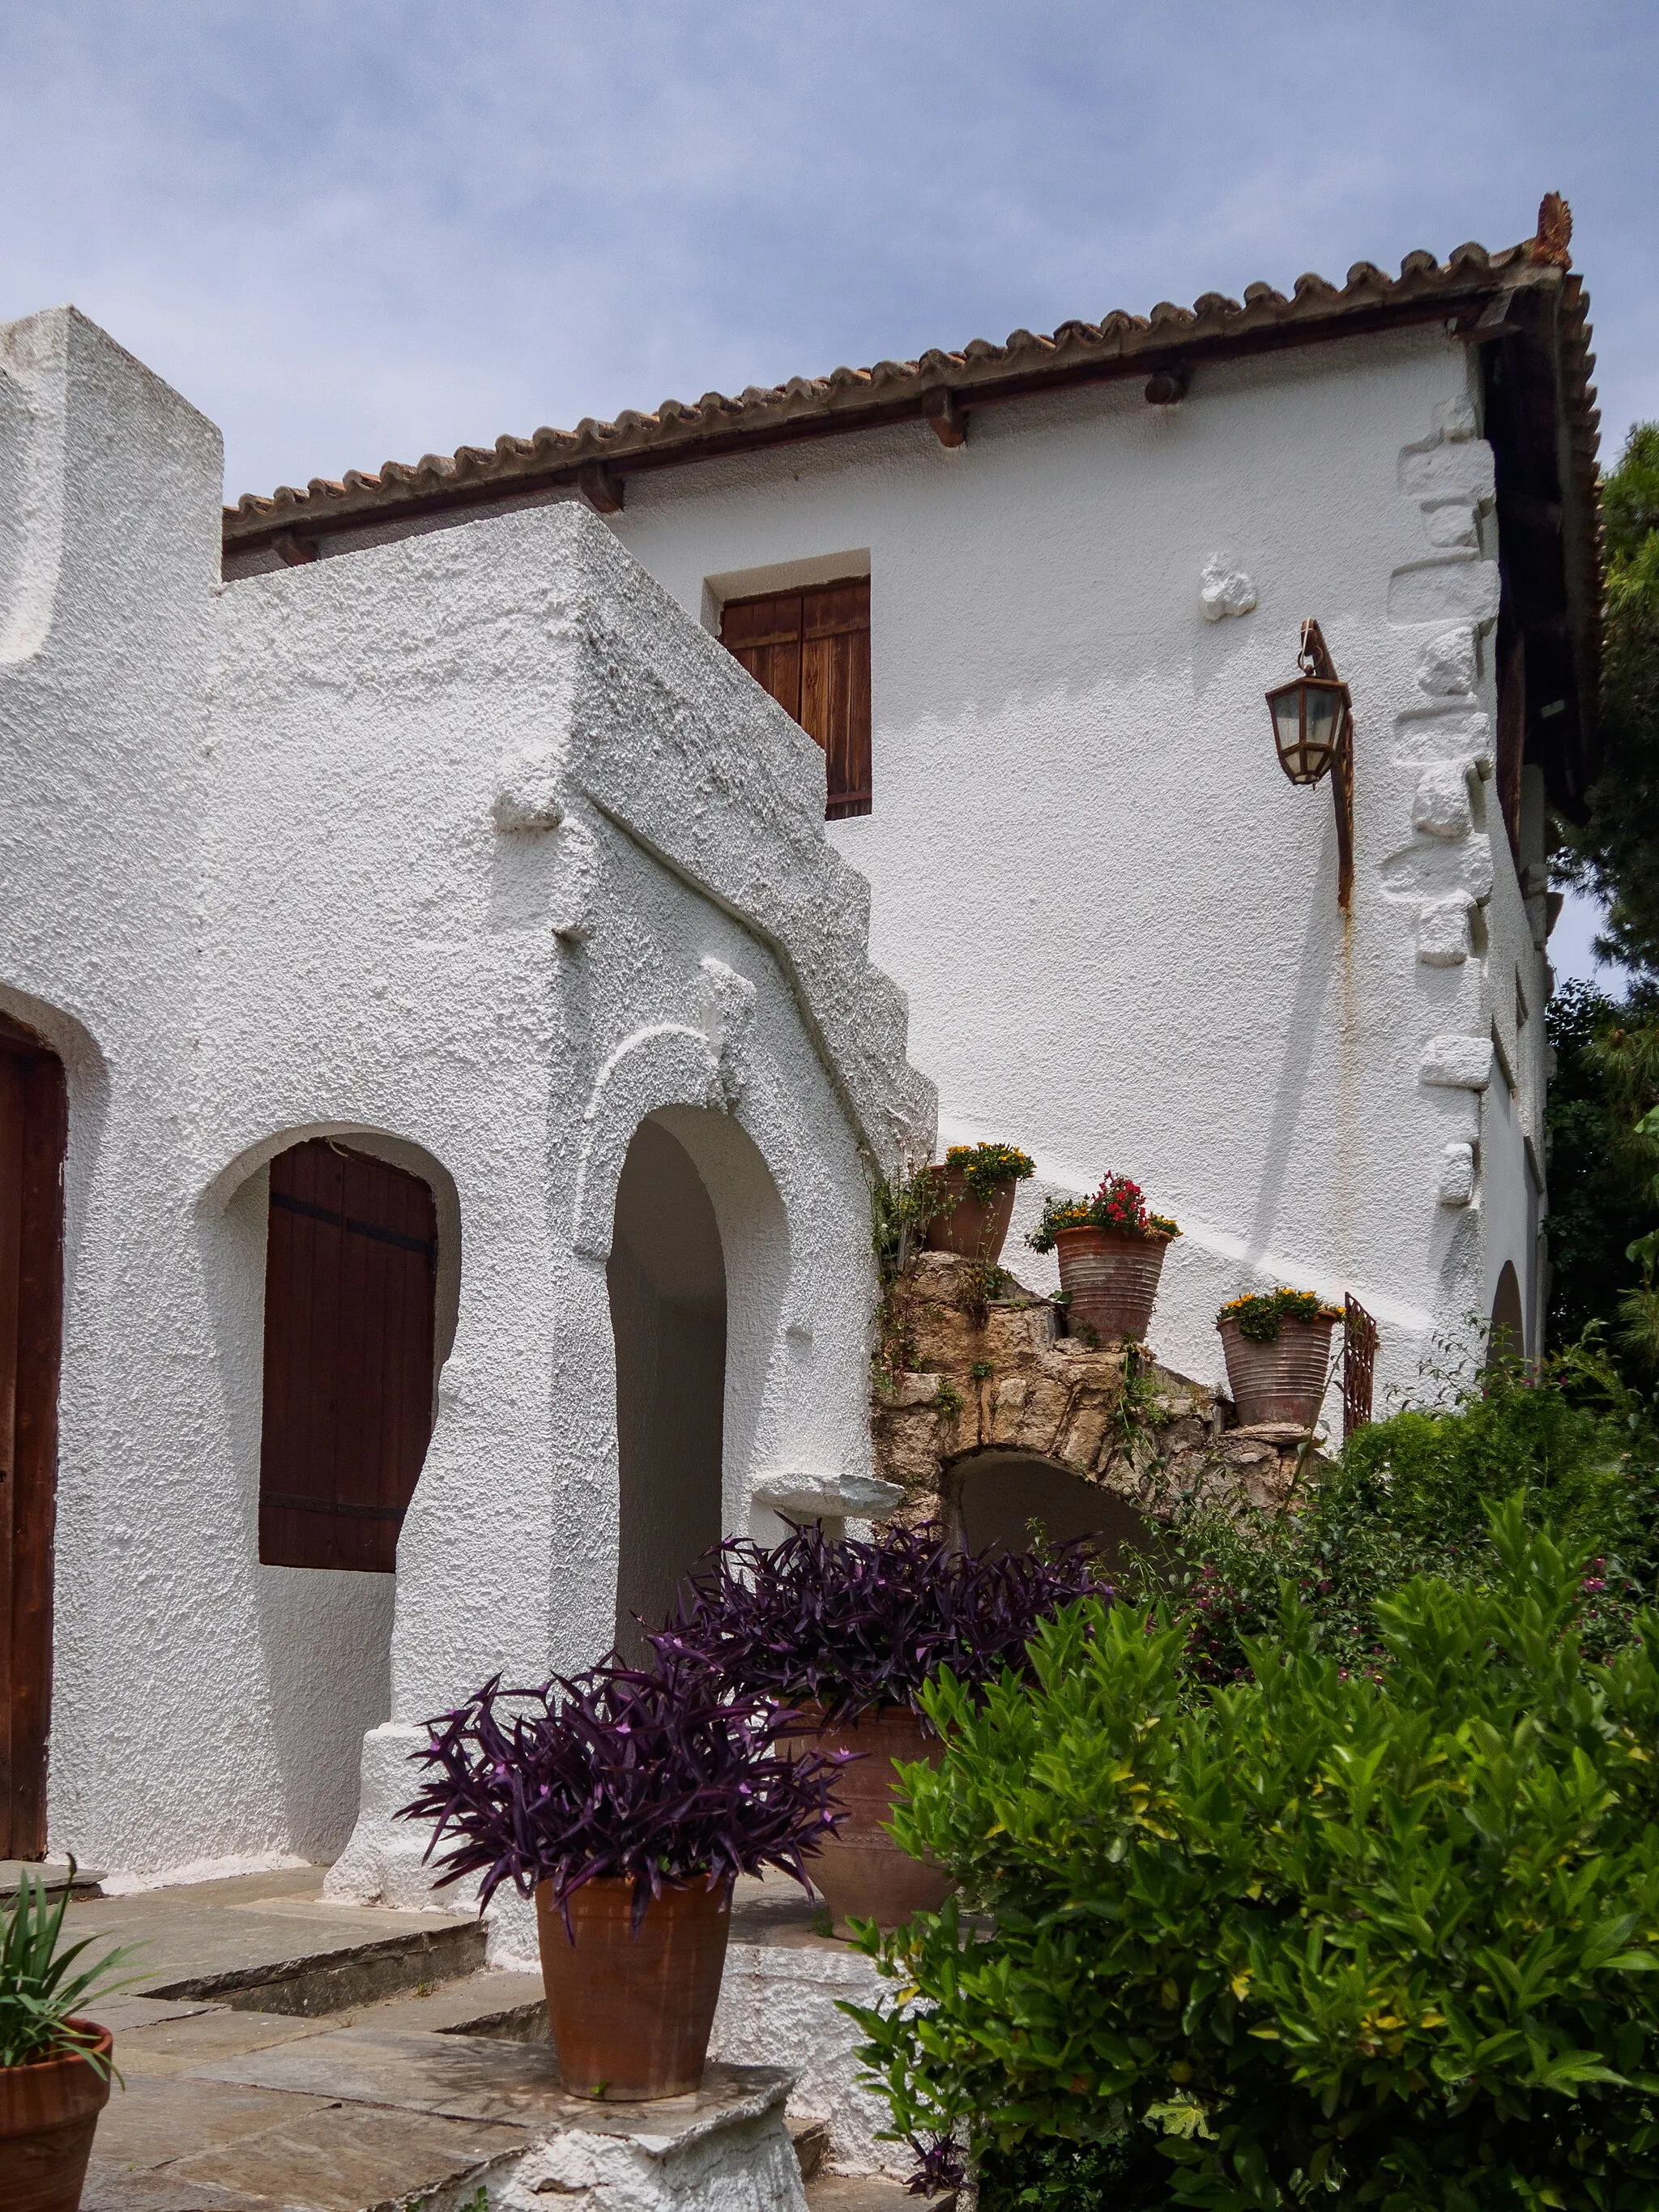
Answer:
top-left (923, 1168), bottom-right (1018, 1264)
top-left (1218, 1313), bottom-right (1336, 1428)
top-left (535, 1875), bottom-right (731, 2099)
top-left (0, 2023), bottom-right (113, 2212)
top-left (1054, 1228), bottom-right (1170, 1344)
top-left (800, 1704), bottom-right (952, 1934)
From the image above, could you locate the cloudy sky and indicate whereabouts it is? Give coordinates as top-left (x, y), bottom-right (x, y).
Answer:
top-left (3, 0), bottom-right (1651, 976)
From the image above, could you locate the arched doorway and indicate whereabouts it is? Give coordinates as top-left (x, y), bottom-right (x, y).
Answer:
top-left (0, 1016), bottom-right (66, 1859)
top-left (608, 1118), bottom-right (727, 1658)
top-left (1488, 1260), bottom-right (1525, 1366)
top-left (956, 1450), bottom-right (1153, 1574)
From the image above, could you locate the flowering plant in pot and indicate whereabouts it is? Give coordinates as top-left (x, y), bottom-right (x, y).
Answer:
top-left (1217, 1287), bottom-right (1342, 1428)
top-left (652, 1522), bottom-right (1107, 1932)
top-left (399, 1656), bottom-right (842, 2099)
top-left (922, 1142), bottom-right (1034, 1265)
top-left (0, 1864), bottom-right (141, 2212)
top-left (1026, 1173), bottom-right (1179, 1346)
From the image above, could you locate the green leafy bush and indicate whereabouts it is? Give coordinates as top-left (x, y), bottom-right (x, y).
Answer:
top-left (1141, 1353), bottom-right (1659, 1683)
top-left (850, 1505), bottom-right (1659, 2210)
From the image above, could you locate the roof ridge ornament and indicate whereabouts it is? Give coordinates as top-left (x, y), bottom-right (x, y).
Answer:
top-left (1529, 192), bottom-right (1572, 270)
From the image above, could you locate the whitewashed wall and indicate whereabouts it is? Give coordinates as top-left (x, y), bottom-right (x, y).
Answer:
top-left (0, 308), bottom-right (931, 1881)
top-left (612, 325), bottom-right (1550, 1411)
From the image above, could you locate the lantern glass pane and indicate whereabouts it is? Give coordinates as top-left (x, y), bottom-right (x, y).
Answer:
top-left (1302, 683), bottom-right (1344, 759)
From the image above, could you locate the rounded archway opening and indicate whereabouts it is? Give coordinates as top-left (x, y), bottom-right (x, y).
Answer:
top-left (608, 1117), bottom-right (727, 1659)
top-left (954, 1450), bottom-right (1154, 1574)
top-left (1488, 1259), bottom-right (1525, 1367)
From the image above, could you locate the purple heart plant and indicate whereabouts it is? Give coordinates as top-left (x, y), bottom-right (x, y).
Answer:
top-left (649, 1520), bottom-right (1110, 1727)
top-left (397, 1655), bottom-right (847, 1930)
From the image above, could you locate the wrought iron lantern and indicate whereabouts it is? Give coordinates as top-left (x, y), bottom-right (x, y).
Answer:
top-left (1265, 619), bottom-right (1355, 908)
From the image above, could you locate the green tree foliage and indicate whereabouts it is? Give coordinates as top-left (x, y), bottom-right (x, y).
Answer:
top-left (851, 1507), bottom-right (1659, 2210)
top-left (1544, 980), bottom-right (1659, 1371)
top-left (1564, 425), bottom-right (1659, 974)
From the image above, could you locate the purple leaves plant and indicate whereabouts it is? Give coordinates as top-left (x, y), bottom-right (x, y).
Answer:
top-left (649, 1521), bottom-right (1109, 1725)
top-left (396, 1655), bottom-right (846, 1928)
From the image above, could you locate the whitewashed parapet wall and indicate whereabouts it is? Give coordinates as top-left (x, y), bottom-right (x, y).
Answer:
top-left (0, 307), bottom-right (932, 1882)
top-left (613, 324), bottom-right (1551, 1411)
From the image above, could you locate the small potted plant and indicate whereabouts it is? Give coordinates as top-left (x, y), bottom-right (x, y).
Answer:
top-left (653, 1522), bottom-right (1104, 1933)
top-left (1026, 1173), bottom-right (1179, 1344)
top-left (1217, 1287), bottom-right (1342, 1428)
top-left (0, 1864), bottom-right (139, 2212)
top-left (923, 1142), bottom-right (1035, 1265)
top-left (399, 1657), bottom-right (842, 2099)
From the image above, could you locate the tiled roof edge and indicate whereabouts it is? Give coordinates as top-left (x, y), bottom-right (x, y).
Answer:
top-left (224, 233), bottom-right (1572, 548)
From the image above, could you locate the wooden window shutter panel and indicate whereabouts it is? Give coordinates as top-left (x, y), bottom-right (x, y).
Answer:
top-left (258, 1140), bottom-right (437, 1573)
top-left (720, 578), bottom-right (871, 818)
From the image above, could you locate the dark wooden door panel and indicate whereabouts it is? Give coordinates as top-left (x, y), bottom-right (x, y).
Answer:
top-left (0, 1018), bottom-right (66, 1860)
top-left (258, 1140), bottom-right (437, 1574)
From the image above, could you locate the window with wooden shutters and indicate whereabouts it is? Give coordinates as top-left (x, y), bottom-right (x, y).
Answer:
top-left (258, 1139), bottom-right (437, 1574)
top-left (719, 577), bottom-right (872, 818)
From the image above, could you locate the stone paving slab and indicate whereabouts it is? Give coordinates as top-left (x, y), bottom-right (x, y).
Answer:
top-left (65, 1867), bottom-right (483, 2013)
top-left (192, 2026), bottom-right (787, 2140)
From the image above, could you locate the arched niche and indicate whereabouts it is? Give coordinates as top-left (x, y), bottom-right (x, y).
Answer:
top-left (607, 1104), bottom-right (790, 1657)
top-left (953, 1449), bottom-right (1154, 1573)
top-left (1488, 1258), bottom-right (1526, 1366)
top-left (202, 1123), bottom-right (462, 1860)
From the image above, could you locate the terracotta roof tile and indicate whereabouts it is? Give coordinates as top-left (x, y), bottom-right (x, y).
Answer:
top-left (222, 213), bottom-right (1596, 604)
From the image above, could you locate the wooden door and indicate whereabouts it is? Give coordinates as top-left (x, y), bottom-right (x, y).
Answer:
top-left (258, 1140), bottom-right (437, 1574)
top-left (0, 1018), bottom-right (66, 1860)
top-left (720, 577), bottom-right (872, 817)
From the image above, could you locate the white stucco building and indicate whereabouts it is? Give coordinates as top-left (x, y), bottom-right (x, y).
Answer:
top-left (0, 305), bottom-right (932, 1880)
top-left (0, 201), bottom-right (1599, 1879)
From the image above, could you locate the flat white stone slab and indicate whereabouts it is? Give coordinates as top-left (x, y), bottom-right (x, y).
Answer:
top-left (188, 2032), bottom-right (805, 2210)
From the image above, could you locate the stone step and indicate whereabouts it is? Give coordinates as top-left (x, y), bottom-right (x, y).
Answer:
top-left (64, 1864), bottom-right (487, 2018)
top-left (0, 1856), bottom-right (104, 1899)
top-left (807, 2176), bottom-right (957, 2211)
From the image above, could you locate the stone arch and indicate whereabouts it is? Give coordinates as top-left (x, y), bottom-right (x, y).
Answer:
top-left (572, 1026), bottom-right (719, 1262)
top-left (1488, 1258), bottom-right (1525, 1365)
top-left (950, 1448), bottom-right (1155, 1569)
top-left (198, 1122), bottom-right (463, 1860)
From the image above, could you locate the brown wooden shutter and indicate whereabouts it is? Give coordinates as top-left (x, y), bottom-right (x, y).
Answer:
top-left (0, 1016), bottom-right (66, 1860)
top-left (720, 577), bottom-right (872, 818)
top-left (258, 1140), bottom-right (437, 1574)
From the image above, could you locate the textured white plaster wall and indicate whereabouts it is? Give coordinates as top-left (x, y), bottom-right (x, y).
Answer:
top-left (0, 309), bottom-right (931, 1877)
top-left (612, 327), bottom-right (1550, 1408)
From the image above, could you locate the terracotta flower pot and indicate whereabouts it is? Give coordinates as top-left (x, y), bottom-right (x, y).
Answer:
top-left (1218, 1313), bottom-right (1336, 1428)
top-left (923, 1168), bottom-right (1017, 1264)
top-left (535, 1874), bottom-right (731, 2099)
top-left (0, 2022), bottom-right (113, 2212)
top-left (1054, 1227), bottom-right (1170, 1344)
top-left (799, 1703), bottom-right (952, 1933)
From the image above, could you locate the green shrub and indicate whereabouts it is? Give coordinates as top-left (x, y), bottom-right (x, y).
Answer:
top-left (849, 1504), bottom-right (1659, 2210)
top-left (1141, 1354), bottom-right (1659, 1683)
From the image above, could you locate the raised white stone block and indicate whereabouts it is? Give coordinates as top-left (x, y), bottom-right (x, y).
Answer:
top-left (1420, 1035), bottom-right (1494, 1091)
top-left (1199, 556), bottom-right (1257, 621)
top-left (1412, 759), bottom-right (1474, 841)
top-left (1437, 1142), bottom-right (1477, 1207)
top-left (1416, 894), bottom-right (1474, 966)
top-left (1417, 627), bottom-right (1478, 697)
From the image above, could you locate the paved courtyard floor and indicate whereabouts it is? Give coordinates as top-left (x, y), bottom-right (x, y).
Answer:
top-left (66, 1866), bottom-right (923, 2212)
